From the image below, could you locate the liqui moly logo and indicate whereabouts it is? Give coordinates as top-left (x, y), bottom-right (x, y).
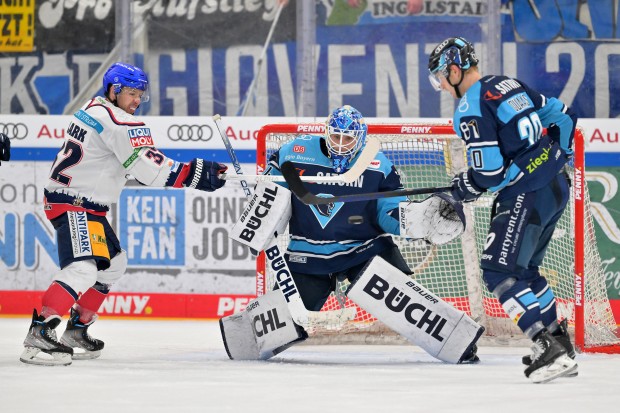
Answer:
top-left (128, 127), bottom-right (152, 139)
top-left (130, 135), bottom-right (154, 147)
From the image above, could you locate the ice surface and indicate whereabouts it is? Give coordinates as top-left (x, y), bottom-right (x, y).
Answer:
top-left (1, 317), bottom-right (619, 413)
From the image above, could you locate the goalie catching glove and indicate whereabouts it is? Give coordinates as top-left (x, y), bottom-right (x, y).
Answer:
top-left (399, 193), bottom-right (466, 245)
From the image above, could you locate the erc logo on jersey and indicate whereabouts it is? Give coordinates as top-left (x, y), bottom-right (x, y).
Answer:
top-left (128, 127), bottom-right (154, 147)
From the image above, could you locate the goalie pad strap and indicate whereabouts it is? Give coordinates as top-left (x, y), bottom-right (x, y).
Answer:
top-left (219, 290), bottom-right (307, 360)
top-left (347, 256), bottom-right (484, 363)
top-left (230, 181), bottom-right (292, 252)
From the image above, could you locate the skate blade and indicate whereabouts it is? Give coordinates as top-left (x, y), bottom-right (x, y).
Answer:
top-left (72, 350), bottom-right (102, 360)
top-left (529, 355), bottom-right (577, 384)
top-left (19, 347), bottom-right (72, 366)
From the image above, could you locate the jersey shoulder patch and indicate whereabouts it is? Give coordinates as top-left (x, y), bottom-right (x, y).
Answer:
top-left (127, 127), bottom-right (154, 148)
top-left (279, 135), bottom-right (325, 165)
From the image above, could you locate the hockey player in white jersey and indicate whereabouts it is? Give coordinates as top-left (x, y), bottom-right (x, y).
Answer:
top-left (20, 62), bottom-right (228, 366)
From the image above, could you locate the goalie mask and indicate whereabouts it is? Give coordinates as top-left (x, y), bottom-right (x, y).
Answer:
top-left (428, 37), bottom-right (478, 98)
top-left (103, 62), bottom-right (150, 103)
top-left (325, 105), bottom-right (368, 173)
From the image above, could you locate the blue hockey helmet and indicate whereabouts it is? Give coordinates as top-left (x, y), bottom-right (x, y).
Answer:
top-left (428, 37), bottom-right (478, 92)
top-left (103, 62), bottom-right (150, 102)
top-left (325, 105), bottom-right (368, 173)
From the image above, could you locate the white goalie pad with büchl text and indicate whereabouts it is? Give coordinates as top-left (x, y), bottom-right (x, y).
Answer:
top-left (347, 256), bottom-right (484, 363)
top-left (219, 290), bottom-right (306, 360)
top-left (230, 181), bottom-right (292, 252)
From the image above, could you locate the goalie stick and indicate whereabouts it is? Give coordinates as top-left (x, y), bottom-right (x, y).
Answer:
top-left (213, 115), bottom-right (356, 327)
top-left (281, 161), bottom-right (452, 204)
top-left (219, 138), bottom-right (381, 184)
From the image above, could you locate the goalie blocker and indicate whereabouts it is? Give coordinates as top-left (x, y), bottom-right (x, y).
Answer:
top-left (230, 181), bottom-right (291, 252)
top-left (220, 290), bottom-right (308, 360)
top-left (348, 256), bottom-right (484, 363)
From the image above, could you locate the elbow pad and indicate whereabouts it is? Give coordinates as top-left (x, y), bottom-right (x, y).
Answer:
top-left (124, 147), bottom-right (177, 187)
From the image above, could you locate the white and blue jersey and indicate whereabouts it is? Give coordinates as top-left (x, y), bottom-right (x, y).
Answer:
top-left (454, 75), bottom-right (577, 200)
top-left (266, 135), bottom-right (407, 276)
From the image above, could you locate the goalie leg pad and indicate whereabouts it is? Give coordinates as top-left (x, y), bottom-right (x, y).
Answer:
top-left (347, 256), bottom-right (484, 363)
top-left (219, 290), bottom-right (307, 360)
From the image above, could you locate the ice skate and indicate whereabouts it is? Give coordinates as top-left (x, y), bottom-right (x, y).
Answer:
top-left (20, 309), bottom-right (73, 366)
top-left (60, 308), bottom-right (104, 360)
top-left (522, 319), bottom-right (577, 377)
top-left (524, 331), bottom-right (578, 384)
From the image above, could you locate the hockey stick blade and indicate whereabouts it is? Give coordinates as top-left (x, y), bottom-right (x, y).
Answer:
top-left (281, 161), bottom-right (452, 204)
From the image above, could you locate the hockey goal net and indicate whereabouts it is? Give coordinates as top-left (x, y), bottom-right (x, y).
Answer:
top-left (255, 122), bottom-right (620, 353)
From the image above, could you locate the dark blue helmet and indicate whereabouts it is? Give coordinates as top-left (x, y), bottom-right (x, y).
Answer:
top-left (103, 62), bottom-right (149, 102)
top-left (428, 37), bottom-right (478, 91)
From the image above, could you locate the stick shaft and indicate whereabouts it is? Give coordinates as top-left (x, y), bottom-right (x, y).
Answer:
top-left (213, 115), bottom-right (252, 199)
top-left (281, 161), bottom-right (451, 204)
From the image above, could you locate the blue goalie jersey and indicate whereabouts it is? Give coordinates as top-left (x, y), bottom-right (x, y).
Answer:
top-left (454, 75), bottom-right (577, 201)
top-left (266, 135), bottom-right (407, 276)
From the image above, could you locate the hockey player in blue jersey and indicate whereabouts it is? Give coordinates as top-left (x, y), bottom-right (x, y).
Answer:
top-left (428, 37), bottom-right (578, 383)
top-left (222, 105), bottom-right (485, 363)
top-left (264, 105), bottom-right (412, 306)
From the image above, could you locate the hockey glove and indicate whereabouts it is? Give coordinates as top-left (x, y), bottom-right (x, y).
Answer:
top-left (399, 193), bottom-right (465, 245)
top-left (451, 170), bottom-right (484, 203)
top-left (0, 133), bottom-right (10, 164)
top-left (183, 158), bottom-right (228, 192)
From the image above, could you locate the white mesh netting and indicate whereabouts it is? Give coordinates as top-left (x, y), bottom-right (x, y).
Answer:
top-left (257, 124), bottom-right (620, 351)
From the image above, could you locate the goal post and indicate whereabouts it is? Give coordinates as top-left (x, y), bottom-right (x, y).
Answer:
top-left (255, 122), bottom-right (620, 353)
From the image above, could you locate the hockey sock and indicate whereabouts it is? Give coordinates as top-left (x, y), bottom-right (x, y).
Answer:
top-left (530, 276), bottom-right (558, 332)
top-left (497, 280), bottom-right (543, 338)
top-left (41, 281), bottom-right (78, 318)
top-left (75, 282), bottom-right (110, 323)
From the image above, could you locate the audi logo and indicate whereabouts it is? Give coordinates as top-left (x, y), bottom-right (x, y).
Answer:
top-left (0, 122), bottom-right (28, 139)
top-left (167, 124), bottom-right (213, 141)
